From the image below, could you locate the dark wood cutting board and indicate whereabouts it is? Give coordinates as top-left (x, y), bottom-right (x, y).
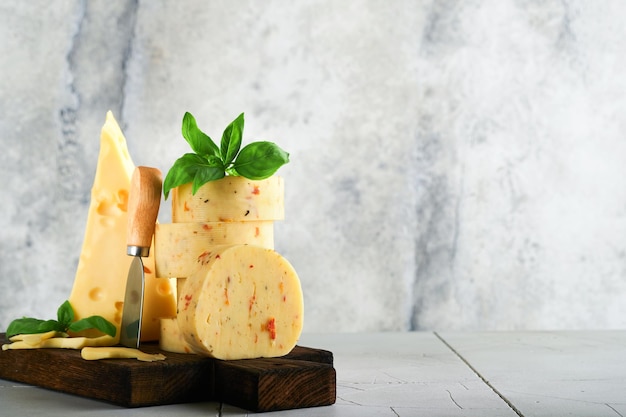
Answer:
top-left (0, 333), bottom-right (336, 412)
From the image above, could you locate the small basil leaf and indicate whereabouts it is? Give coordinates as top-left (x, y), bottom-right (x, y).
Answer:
top-left (57, 300), bottom-right (74, 327)
top-left (182, 112), bottom-right (220, 159)
top-left (40, 319), bottom-right (65, 333)
top-left (68, 316), bottom-right (116, 338)
top-left (232, 141), bottom-right (290, 180)
top-left (192, 166), bottom-right (225, 195)
top-left (220, 113), bottom-right (244, 166)
top-left (163, 153), bottom-right (210, 199)
top-left (6, 318), bottom-right (62, 338)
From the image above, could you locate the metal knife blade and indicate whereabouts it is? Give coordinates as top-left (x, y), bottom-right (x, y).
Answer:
top-left (120, 166), bottom-right (162, 349)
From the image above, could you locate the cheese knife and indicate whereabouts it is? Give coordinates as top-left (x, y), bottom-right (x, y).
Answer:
top-left (120, 166), bottom-right (162, 349)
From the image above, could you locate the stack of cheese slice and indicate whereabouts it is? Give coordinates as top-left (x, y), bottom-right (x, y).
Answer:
top-left (156, 177), bottom-right (304, 359)
top-left (69, 112), bottom-right (177, 342)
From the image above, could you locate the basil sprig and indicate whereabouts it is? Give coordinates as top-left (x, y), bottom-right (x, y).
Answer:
top-left (163, 112), bottom-right (289, 199)
top-left (6, 300), bottom-right (116, 338)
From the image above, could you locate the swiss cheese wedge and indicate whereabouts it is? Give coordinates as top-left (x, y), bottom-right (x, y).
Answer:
top-left (69, 111), bottom-right (176, 342)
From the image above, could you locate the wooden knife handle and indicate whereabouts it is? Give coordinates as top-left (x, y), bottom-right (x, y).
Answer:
top-left (127, 166), bottom-right (162, 254)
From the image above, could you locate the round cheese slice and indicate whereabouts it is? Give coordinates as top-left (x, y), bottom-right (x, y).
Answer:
top-left (177, 244), bottom-right (304, 360)
top-left (171, 176), bottom-right (284, 222)
top-left (154, 221), bottom-right (274, 278)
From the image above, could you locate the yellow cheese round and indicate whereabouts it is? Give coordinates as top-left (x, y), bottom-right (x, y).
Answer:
top-left (159, 317), bottom-right (193, 354)
top-left (154, 221), bottom-right (274, 278)
top-left (177, 244), bottom-right (303, 360)
top-left (171, 176), bottom-right (284, 222)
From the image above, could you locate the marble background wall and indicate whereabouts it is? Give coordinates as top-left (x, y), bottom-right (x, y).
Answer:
top-left (2, 1), bottom-right (626, 332)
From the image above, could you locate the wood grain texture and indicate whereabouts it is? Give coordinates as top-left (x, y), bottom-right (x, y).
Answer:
top-left (0, 333), bottom-right (335, 411)
top-left (216, 357), bottom-right (336, 412)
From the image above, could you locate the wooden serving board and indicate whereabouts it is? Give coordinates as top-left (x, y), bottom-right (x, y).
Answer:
top-left (0, 333), bottom-right (336, 412)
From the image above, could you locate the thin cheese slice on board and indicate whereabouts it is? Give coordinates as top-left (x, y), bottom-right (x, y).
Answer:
top-left (154, 221), bottom-right (274, 278)
top-left (69, 111), bottom-right (176, 342)
top-left (171, 176), bottom-right (284, 222)
top-left (177, 244), bottom-right (303, 360)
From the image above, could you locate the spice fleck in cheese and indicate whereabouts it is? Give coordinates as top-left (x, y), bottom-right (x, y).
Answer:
top-left (177, 244), bottom-right (303, 360)
top-left (68, 111), bottom-right (176, 342)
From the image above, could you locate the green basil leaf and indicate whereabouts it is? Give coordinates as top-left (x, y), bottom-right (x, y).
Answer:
top-left (182, 112), bottom-right (220, 159)
top-left (68, 316), bottom-right (116, 338)
top-left (163, 153), bottom-right (222, 199)
top-left (232, 141), bottom-right (290, 180)
top-left (192, 165), bottom-right (225, 194)
top-left (164, 112), bottom-right (289, 198)
top-left (57, 300), bottom-right (74, 327)
top-left (6, 318), bottom-right (62, 338)
top-left (220, 113), bottom-right (244, 166)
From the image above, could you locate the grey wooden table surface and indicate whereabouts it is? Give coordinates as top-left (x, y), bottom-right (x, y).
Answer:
top-left (2, 331), bottom-right (624, 416)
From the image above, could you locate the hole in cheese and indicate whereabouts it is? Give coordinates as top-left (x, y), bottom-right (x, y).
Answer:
top-left (96, 198), bottom-right (121, 217)
top-left (89, 287), bottom-right (104, 301)
top-left (117, 189), bottom-right (129, 212)
top-left (156, 280), bottom-right (172, 296)
top-left (99, 216), bottom-right (115, 227)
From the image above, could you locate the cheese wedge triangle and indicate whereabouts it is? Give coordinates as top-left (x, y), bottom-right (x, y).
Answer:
top-left (69, 111), bottom-right (176, 342)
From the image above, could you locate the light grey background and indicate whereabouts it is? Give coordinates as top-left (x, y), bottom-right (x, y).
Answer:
top-left (1, 1), bottom-right (625, 333)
